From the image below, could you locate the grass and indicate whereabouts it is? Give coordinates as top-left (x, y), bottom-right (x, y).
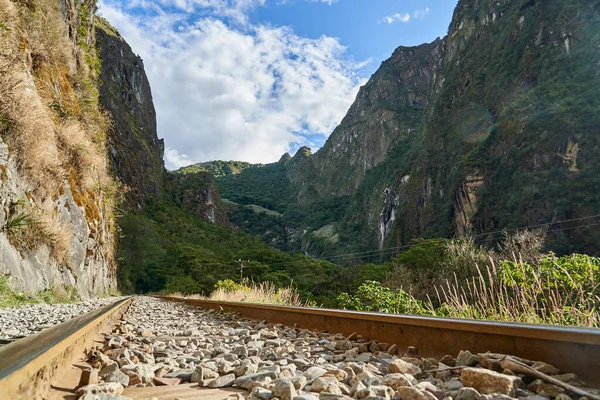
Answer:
top-left (169, 280), bottom-right (315, 308)
top-left (432, 257), bottom-right (600, 327)
top-left (0, 0), bottom-right (116, 269)
top-left (0, 276), bottom-right (82, 308)
top-left (340, 232), bottom-right (600, 328)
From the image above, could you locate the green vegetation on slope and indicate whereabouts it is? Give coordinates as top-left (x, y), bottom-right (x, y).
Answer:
top-left (337, 233), bottom-right (600, 327)
top-left (116, 196), bottom-right (349, 305)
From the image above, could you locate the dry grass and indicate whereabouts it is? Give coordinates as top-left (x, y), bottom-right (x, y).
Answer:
top-left (0, 0), bottom-right (116, 273)
top-left (57, 120), bottom-right (107, 190)
top-left (171, 281), bottom-right (314, 308)
top-left (7, 207), bottom-right (71, 266)
top-left (431, 256), bottom-right (600, 327)
top-left (209, 281), bottom-right (313, 307)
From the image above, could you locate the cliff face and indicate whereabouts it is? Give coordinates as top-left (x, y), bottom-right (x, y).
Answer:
top-left (393, 0), bottom-right (600, 253)
top-left (0, 0), bottom-right (117, 295)
top-left (168, 168), bottom-right (229, 226)
top-left (96, 18), bottom-right (164, 208)
top-left (290, 39), bottom-right (445, 201)
top-left (208, 0), bottom-right (600, 257)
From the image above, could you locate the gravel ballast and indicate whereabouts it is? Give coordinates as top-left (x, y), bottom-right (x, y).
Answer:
top-left (0, 297), bottom-right (122, 339)
top-left (76, 297), bottom-right (600, 400)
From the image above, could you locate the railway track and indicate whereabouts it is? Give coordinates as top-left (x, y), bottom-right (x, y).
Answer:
top-left (0, 296), bottom-right (598, 400)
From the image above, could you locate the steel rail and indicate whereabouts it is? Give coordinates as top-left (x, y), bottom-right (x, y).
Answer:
top-left (160, 297), bottom-right (600, 385)
top-left (0, 296), bottom-right (133, 400)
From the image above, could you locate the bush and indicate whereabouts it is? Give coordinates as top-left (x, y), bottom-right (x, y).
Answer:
top-left (164, 276), bottom-right (203, 296)
top-left (433, 254), bottom-right (600, 327)
top-left (384, 238), bottom-right (481, 302)
top-left (214, 279), bottom-right (244, 292)
top-left (0, 276), bottom-right (82, 308)
top-left (337, 281), bottom-right (430, 315)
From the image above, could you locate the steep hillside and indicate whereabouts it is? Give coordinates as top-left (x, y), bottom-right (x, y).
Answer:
top-left (167, 166), bottom-right (228, 226)
top-left (205, 0), bottom-right (600, 257)
top-left (0, 0), bottom-right (117, 295)
top-left (96, 17), bottom-right (164, 208)
top-left (394, 0), bottom-right (600, 255)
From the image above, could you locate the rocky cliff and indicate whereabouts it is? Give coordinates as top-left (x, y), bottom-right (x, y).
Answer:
top-left (208, 0), bottom-right (600, 257)
top-left (0, 0), bottom-right (117, 295)
top-left (168, 167), bottom-right (229, 226)
top-left (96, 17), bottom-right (164, 208)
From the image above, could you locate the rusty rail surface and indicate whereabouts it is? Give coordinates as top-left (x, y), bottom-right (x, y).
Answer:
top-left (160, 297), bottom-right (600, 385)
top-left (0, 296), bottom-right (132, 400)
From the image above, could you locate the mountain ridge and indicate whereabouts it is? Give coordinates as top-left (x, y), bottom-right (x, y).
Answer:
top-left (190, 0), bottom-right (600, 257)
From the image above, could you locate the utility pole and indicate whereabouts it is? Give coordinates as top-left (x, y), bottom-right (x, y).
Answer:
top-left (238, 259), bottom-right (244, 281)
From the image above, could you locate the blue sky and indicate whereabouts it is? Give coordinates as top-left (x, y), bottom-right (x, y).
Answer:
top-left (98, 0), bottom-right (458, 168)
top-left (252, 1), bottom-right (456, 75)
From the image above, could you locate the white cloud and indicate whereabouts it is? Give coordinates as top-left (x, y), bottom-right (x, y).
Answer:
top-left (98, 0), bottom-right (364, 169)
top-left (382, 7), bottom-right (430, 24)
top-left (382, 13), bottom-right (411, 24)
top-left (413, 8), bottom-right (430, 19)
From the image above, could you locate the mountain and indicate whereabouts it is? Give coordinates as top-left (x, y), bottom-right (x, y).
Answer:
top-left (198, 0), bottom-right (600, 257)
top-left (0, 0), bottom-right (117, 295)
top-left (96, 17), bottom-right (164, 209)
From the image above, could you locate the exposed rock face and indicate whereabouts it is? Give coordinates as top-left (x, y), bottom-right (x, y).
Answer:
top-left (0, 0), bottom-right (116, 296)
top-left (169, 169), bottom-right (229, 226)
top-left (290, 39), bottom-right (445, 200)
top-left (210, 0), bottom-right (600, 256)
top-left (96, 18), bottom-right (164, 208)
top-left (0, 140), bottom-right (115, 296)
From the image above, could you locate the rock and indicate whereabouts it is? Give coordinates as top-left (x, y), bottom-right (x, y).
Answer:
top-left (125, 372), bottom-right (142, 386)
top-left (552, 373), bottom-right (582, 385)
top-left (273, 378), bottom-right (298, 400)
top-left (440, 355), bottom-right (456, 367)
top-left (234, 372), bottom-right (279, 390)
top-left (382, 373), bottom-right (413, 390)
top-left (289, 376), bottom-right (308, 390)
top-left (235, 363), bottom-right (258, 377)
top-left (350, 381), bottom-right (368, 396)
top-left (305, 366), bottom-right (328, 381)
top-left (312, 377), bottom-right (340, 393)
top-left (387, 345), bottom-right (398, 355)
top-left (456, 387), bottom-right (482, 400)
top-left (249, 387), bottom-right (273, 400)
top-left (153, 377), bottom-right (181, 386)
top-left (164, 369), bottom-right (194, 382)
top-left (481, 395), bottom-right (517, 400)
top-left (456, 350), bottom-right (479, 367)
top-left (554, 395), bottom-right (572, 400)
top-left (99, 363), bottom-right (119, 378)
top-left (106, 370), bottom-right (130, 387)
top-left (319, 394), bottom-right (354, 400)
top-left (191, 366), bottom-right (219, 382)
top-left (79, 369), bottom-right (100, 386)
top-left (293, 395), bottom-right (319, 400)
top-left (531, 362), bottom-right (560, 376)
top-left (323, 369), bottom-right (348, 382)
top-left (461, 367), bottom-right (520, 396)
top-left (527, 379), bottom-right (565, 398)
top-left (135, 364), bottom-right (155, 383)
top-left (395, 387), bottom-right (438, 400)
top-left (443, 379), bottom-right (463, 391)
top-left (78, 394), bottom-right (133, 400)
top-left (76, 382), bottom-right (124, 397)
top-left (208, 373), bottom-right (236, 388)
top-left (388, 359), bottom-right (422, 375)
top-left (355, 353), bottom-right (373, 363)
top-left (357, 385), bottom-right (394, 399)
top-left (415, 381), bottom-right (445, 400)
